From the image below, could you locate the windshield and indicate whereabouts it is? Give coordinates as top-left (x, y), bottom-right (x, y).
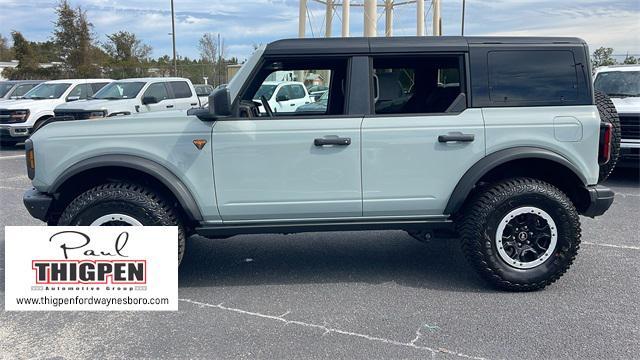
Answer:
top-left (594, 71), bottom-right (640, 97)
top-left (0, 83), bottom-right (14, 97)
top-left (93, 81), bottom-right (146, 100)
top-left (23, 83), bottom-right (71, 99)
top-left (253, 84), bottom-right (277, 100)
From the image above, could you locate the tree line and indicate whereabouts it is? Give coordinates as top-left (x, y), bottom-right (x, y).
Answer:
top-left (0, 0), bottom-right (237, 85)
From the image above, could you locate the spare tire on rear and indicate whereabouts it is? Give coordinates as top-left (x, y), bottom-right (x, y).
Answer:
top-left (595, 91), bottom-right (621, 183)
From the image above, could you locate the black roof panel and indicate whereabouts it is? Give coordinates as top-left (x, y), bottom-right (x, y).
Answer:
top-left (264, 36), bottom-right (587, 55)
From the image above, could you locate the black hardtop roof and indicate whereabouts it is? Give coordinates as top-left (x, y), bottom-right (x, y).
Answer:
top-left (264, 36), bottom-right (587, 55)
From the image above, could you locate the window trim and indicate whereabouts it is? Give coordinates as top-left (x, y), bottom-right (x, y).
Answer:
top-left (367, 52), bottom-right (468, 117)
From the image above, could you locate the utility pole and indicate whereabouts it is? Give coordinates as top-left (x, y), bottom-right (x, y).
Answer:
top-left (342, 0), bottom-right (350, 37)
top-left (461, 0), bottom-right (466, 35)
top-left (364, 0), bottom-right (377, 37)
top-left (299, 0), bottom-right (307, 38)
top-left (170, 0), bottom-right (177, 76)
top-left (325, 0), bottom-right (333, 37)
top-left (385, 0), bottom-right (394, 37)
top-left (433, 0), bottom-right (441, 36)
top-left (417, 0), bottom-right (425, 36)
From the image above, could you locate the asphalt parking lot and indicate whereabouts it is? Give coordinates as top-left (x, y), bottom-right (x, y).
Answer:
top-left (0, 145), bottom-right (638, 360)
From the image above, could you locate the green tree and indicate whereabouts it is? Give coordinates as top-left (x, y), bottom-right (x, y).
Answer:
top-left (592, 47), bottom-right (617, 68)
top-left (0, 33), bottom-right (13, 61)
top-left (102, 31), bottom-right (152, 78)
top-left (2, 31), bottom-right (59, 80)
top-left (53, 0), bottom-right (99, 77)
top-left (623, 55), bottom-right (638, 64)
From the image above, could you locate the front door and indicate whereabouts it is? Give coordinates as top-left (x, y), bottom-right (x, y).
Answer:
top-left (361, 55), bottom-right (486, 216)
top-left (212, 58), bottom-right (361, 221)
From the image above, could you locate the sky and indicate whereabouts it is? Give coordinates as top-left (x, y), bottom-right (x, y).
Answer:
top-left (0, 0), bottom-right (638, 62)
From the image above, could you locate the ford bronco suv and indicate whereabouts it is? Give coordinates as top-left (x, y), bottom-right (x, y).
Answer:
top-left (23, 37), bottom-right (617, 291)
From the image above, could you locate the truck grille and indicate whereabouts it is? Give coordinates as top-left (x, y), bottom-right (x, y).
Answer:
top-left (619, 113), bottom-right (640, 140)
top-left (0, 109), bottom-right (26, 124)
top-left (53, 110), bottom-right (95, 120)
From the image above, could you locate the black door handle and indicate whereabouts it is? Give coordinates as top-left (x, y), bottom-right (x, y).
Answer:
top-left (314, 137), bottom-right (351, 146)
top-left (166, 105), bottom-right (174, 108)
top-left (438, 132), bottom-right (475, 143)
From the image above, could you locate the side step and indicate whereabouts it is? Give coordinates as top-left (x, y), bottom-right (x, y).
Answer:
top-left (194, 217), bottom-right (454, 237)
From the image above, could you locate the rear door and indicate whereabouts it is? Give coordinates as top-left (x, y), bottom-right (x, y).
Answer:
top-left (168, 80), bottom-right (198, 110)
top-left (361, 54), bottom-right (486, 216)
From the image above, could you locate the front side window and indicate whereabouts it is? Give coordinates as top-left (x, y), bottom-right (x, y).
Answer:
top-left (0, 83), bottom-right (14, 97)
top-left (373, 56), bottom-right (463, 114)
top-left (169, 81), bottom-right (193, 98)
top-left (244, 58), bottom-right (346, 117)
top-left (11, 84), bottom-right (37, 97)
top-left (594, 71), bottom-right (640, 98)
top-left (23, 83), bottom-right (71, 99)
top-left (94, 82), bottom-right (146, 100)
top-left (488, 50), bottom-right (578, 102)
top-left (143, 83), bottom-right (170, 101)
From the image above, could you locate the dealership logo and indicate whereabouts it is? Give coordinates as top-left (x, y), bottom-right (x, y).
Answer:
top-left (31, 230), bottom-right (147, 285)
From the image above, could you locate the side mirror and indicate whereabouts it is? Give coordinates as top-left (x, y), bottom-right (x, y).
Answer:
top-left (142, 96), bottom-right (158, 105)
top-left (67, 96), bottom-right (80, 102)
top-left (206, 87), bottom-right (231, 119)
top-left (276, 94), bottom-right (289, 102)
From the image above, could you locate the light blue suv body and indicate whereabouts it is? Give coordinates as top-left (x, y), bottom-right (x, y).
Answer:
top-left (23, 37), bottom-right (616, 291)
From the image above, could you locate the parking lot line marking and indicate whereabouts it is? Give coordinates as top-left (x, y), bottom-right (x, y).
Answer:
top-left (583, 241), bottom-right (640, 250)
top-left (0, 155), bottom-right (25, 160)
top-left (179, 298), bottom-right (488, 360)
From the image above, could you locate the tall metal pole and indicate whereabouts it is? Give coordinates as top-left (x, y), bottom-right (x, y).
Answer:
top-left (416, 0), bottom-right (425, 36)
top-left (433, 0), bottom-right (441, 36)
top-left (342, 0), bottom-right (350, 37)
top-left (170, 0), bottom-right (177, 76)
top-left (364, 0), bottom-right (377, 37)
top-left (299, 0), bottom-right (307, 38)
top-left (461, 0), bottom-right (466, 35)
top-left (325, 0), bottom-right (333, 37)
top-left (385, 0), bottom-right (394, 37)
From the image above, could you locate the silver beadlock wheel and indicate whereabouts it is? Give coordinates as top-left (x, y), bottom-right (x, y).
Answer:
top-left (495, 206), bottom-right (558, 269)
top-left (90, 214), bottom-right (143, 226)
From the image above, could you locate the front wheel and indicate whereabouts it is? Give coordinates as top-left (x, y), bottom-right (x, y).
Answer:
top-left (57, 182), bottom-right (186, 265)
top-left (458, 178), bottom-right (581, 291)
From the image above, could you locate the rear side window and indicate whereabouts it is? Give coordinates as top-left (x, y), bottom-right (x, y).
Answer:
top-left (290, 84), bottom-right (306, 99)
top-left (169, 81), bottom-right (192, 98)
top-left (11, 84), bottom-right (36, 97)
top-left (488, 50), bottom-right (578, 103)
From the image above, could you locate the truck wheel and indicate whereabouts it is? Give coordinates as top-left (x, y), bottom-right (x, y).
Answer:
top-left (458, 178), bottom-right (580, 291)
top-left (595, 91), bottom-right (621, 182)
top-left (57, 182), bottom-right (186, 265)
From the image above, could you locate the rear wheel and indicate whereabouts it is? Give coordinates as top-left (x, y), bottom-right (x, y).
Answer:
top-left (459, 178), bottom-right (581, 291)
top-left (57, 182), bottom-right (186, 265)
top-left (595, 91), bottom-right (621, 182)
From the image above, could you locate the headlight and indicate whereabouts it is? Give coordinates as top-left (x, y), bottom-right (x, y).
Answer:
top-left (4, 109), bottom-right (30, 123)
top-left (88, 110), bottom-right (107, 119)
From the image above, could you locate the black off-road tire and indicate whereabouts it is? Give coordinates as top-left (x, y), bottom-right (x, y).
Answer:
top-left (57, 182), bottom-right (187, 265)
top-left (595, 91), bottom-right (621, 182)
top-left (458, 178), bottom-right (581, 291)
top-left (31, 116), bottom-right (52, 134)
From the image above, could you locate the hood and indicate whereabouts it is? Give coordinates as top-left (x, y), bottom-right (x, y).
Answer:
top-left (610, 97), bottom-right (640, 114)
top-left (30, 109), bottom-right (199, 141)
top-left (0, 98), bottom-right (61, 110)
top-left (55, 98), bottom-right (138, 113)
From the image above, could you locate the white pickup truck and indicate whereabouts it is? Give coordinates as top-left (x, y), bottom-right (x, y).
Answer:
top-left (54, 77), bottom-right (200, 121)
top-left (0, 78), bottom-right (111, 145)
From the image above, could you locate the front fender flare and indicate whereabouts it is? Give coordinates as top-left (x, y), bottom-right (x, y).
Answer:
top-left (444, 147), bottom-right (588, 215)
top-left (48, 154), bottom-right (203, 221)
